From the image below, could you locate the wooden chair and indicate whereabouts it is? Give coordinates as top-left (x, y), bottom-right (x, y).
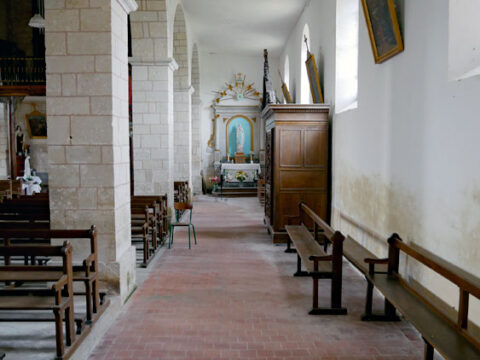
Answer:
top-left (169, 202), bottom-right (197, 249)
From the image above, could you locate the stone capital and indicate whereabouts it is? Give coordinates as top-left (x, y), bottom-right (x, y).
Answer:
top-left (116, 0), bottom-right (138, 14)
top-left (174, 85), bottom-right (195, 95)
top-left (129, 57), bottom-right (179, 72)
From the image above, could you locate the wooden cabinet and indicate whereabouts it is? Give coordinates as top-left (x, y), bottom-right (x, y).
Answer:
top-left (262, 104), bottom-right (330, 243)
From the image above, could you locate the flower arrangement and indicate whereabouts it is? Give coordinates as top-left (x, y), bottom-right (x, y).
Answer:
top-left (209, 176), bottom-right (220, 184)
top-left (235, 170), bottom-right (246, 182)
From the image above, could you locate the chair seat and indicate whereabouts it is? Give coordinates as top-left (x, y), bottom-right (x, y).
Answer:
top-left (171, 223), bottom-right (189, 227)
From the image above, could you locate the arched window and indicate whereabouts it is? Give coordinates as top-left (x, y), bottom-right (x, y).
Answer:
top-left (300, 24), bottom-right (311, 104)
top-left (335, 0), bottom-right (359, 113)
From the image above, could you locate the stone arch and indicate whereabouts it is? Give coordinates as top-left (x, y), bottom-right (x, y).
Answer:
top-left (130, 0), bottom-right (169, 61)
top-left (191, 43), bottom-right (202, 194)
top-left (173, 5), bottom-right (188, 89)
top-left (173, 4), bottom-right (192, 186)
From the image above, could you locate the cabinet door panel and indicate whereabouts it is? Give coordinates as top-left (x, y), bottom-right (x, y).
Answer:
top-left (304, 128), bottom-right (328, 168)
top-left (279, 129), bottom-right (302, 167)
top-left (279, 170), bottom-right (327, 190)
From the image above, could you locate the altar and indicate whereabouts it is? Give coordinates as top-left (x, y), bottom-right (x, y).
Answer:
top-left (221, 163), bottom-right (261, 184)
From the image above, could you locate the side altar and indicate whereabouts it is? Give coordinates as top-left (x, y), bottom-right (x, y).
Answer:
top-left (206, 73), bottom-right (266, 196)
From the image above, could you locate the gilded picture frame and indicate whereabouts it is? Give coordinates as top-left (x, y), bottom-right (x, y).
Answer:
top-left (25, 105), bottom-right (47, 139)
top-left (281, 82), bottom-right (293, 104)
top-left (361, 0), bottom-right (404, 64)
top-left (305, 52), bottom-right (324, 103)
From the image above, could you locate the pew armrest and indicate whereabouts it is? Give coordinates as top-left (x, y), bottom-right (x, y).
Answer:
top-left (364, 258), bottom-right (388, 275)
top-left (51, 274), bottom-right (68, 292)
top-left (309, 255), bottom-right (333, 262)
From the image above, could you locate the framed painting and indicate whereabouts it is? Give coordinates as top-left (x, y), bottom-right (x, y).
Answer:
top-left (25, 105), bottom-right (47, 139)
top-left (305, 52), bottom-right (324, 103)
top-left (361, 0), bottom-right (404, 63)
top-left (281, 82), bottom-right (293, 104)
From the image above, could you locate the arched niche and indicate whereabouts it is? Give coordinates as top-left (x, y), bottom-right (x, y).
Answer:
top-left (225, 115), bottom-right (254, 157)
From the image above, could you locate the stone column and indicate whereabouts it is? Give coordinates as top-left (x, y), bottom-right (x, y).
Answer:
top-left (173, 86), bottom-right (193, 186)
top-left (0, 103), bottom-right (8, 178)
top-left (130, 59), bottom-right (177, 206)
top-left (191, 97), bottom-right (202, 194)
top-left (45, 0), bottom-right (137, 302)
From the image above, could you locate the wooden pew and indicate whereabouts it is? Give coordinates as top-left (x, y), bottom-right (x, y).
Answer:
top-left (284, 202), bottom-right (347, 315)
top-left (0, 226), bottom-right (106, 324)
top-left (0, 241), bottom-right (75, 360)
top-left (0, 195), bottom-right (50, 229)
top-left (174, 181), bottom-right (189, 203)
top-left (131, 205), bottom-right (154, 267)
top-left (131, 195), bottom-right (168, 245)
top-left (364, 234), bottom-right (480, 359)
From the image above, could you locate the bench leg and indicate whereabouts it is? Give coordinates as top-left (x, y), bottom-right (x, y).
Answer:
top-left (423, 338), bottom-right (434, 360)
top-left (361, 279), bottom-right (400, 321)
top-left (309, 276), bottom-right (347, 315)
top-left (294, 255), bottom-right (309, 277)
top-left (54, 310), bottom-right (65, 359)
top-left (65, 304), bottom-right (75, 346)
top-left (84, 280), bottom-right (93, 324)
top-left (285, 237), bottom-right (296, 253)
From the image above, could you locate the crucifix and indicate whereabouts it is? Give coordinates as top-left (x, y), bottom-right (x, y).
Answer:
top-left (304, 35), bottom-right (310, 54)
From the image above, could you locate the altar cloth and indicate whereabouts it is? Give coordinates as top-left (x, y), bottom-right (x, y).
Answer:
top-left (220, 163), bottom-right (261, 174)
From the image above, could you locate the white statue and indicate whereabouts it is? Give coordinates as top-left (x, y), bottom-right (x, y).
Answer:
top-left (24, 153), bottom-right (32, 178)
top-left (236, 124), bottom-right (245, 153)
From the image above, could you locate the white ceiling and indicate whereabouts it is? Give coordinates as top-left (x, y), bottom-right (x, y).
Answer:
top-left (181, 0), bottom-right (308, 57)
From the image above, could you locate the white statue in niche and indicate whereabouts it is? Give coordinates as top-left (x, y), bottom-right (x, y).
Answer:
top-left (236, 124), bottom-right (245, 153)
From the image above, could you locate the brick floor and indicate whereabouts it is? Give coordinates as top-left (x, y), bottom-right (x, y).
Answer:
top-left (89, 196), bottom-right (424, 360)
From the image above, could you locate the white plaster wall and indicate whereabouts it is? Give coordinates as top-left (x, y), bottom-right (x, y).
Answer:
top-left (199, 51), bottom-right (280, 176)
top-left (283, 0), bottom-right (480, 322)
top-left (280, 0), bottom-right (336, 105)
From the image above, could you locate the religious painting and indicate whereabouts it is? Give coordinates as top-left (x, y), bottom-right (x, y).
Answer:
top-left (361, 0), bottom-right (404, 63)
top-left (25, 105), bottom-right (47, 139)
top-left (226, 116), bottom-right (254, 157)
top-left (305, 52), bottom-right (324, 103)
top-left (281, 83), bottom-right (293, 104)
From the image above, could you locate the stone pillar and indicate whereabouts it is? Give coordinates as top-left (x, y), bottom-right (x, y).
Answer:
top-left (45, 0), bottom-right (137, 302)
top-left (173, 86), bottom-right (193, 186)
top-left (0, 103), bottom-right (8, 178)
top-left (130, 59), bottom-right (177, 205)
top-left (129, 0), bottom-right (175, 207)
top-left (191, 97), bottom-right (202, 194)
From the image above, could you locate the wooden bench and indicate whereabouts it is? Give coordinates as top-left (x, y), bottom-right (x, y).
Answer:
top-left (364, 233), bottom-right (480, 359)
top-left (342, 235), bottom-right (389, 320)
top-left (0, 195), bottom-right (50, 229)
top-left (285, 202), bottom-right (347, 315)
top-left (0, 226), bottom-right (106, 325)
top-left (131, 205), bottom-right (154, 267)
top-left (0, 242), bottom-right (75, 359)
top-left (174, 181), bottom-right (189, 204)
top-left (0, 179), bottom-right (23, 201)
top-left (131, 195), bottom-right (168, 245)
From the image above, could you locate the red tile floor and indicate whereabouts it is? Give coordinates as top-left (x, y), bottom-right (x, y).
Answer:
top-left (89, 196), bottom-right (425, 360)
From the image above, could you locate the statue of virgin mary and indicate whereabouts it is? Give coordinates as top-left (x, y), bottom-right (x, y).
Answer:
top-left (236, 124), bottom-right (245, 154)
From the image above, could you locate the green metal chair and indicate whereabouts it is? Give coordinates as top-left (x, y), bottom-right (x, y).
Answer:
top-left (169, 202), bottom-right (197, 249)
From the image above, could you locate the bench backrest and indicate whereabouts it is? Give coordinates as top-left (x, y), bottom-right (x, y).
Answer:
top-left (0, 227), bottom-right (97, 273)
top-left (0, 196), bottom-right (50, 223)
top-left (388, 234), bottom-right (480, 344)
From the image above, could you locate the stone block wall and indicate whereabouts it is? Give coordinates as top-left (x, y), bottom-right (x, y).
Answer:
top-left (45, 0), bottom-right (137, 302)
top-left (130, 0), bottom-right (175, 204)
top-left (173, 89), bottom-right (192, 185)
